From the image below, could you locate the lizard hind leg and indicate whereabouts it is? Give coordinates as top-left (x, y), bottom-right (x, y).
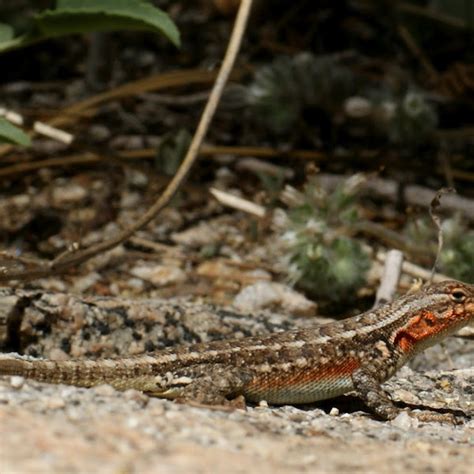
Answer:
top-left (144, 364), bottom-right (252, 407)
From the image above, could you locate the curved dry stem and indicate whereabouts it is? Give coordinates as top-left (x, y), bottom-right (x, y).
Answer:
top-left (0, 0), bottom-right (254, 282)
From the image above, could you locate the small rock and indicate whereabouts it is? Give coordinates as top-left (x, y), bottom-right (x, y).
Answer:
top-left (66, 407), bottom-right (81, 421)
top-left (146, 398), bottom-right (167, 415)
top-left (60, 386), bottom-right (81, 399)
top-left (197, 260), bottom-right (271, 287)
top-left (91, 384), bottom-right (117, 397)
top-left (344, 96), bottom-right (373, 118)
top-left (329, 407), bottom-right (340, 417)
top-left (10, 376), bottom-right (25, 389)
top-left (234, 281), bottom-right (317, 317)
top-left (127, 169), bottom-right (148, 188)
top-left (86, 244), bottom-right (125, 272)
top-left (36, 278), bottom-right (67, 292)
top-left (391, 411), bottom-right (419, 430)
top-left (126, 417), bottom-right (140, 429)
top-left (287, 412), bottom-right (308, 422)
top-left (123, 389), bottom-right (149, 406)
top-left (457, 326), bottom-right (474, 337)
top-left (126, 277), bottom-right (145, 291)
top-left (46, 396), bottom-right (66, 410)
top-left (73, 272), bottom-right (101, 293)
top-left (49, 349), bottom-right (70, 361)
top-left (120, 192), bottom-right (141, 209)
top-left (89, 124), bottom-right (110, 141)
top-left (131, 264), bottom-right (186, 287)
top-left (11, 194), bottom-right (30, 207)
top-left (172, 222), bottom-right (221, 248)
top-left (52, 183), bottom-right (87, 207)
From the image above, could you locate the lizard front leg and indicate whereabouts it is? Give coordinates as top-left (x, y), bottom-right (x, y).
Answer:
top-left (351, 368), bottom-right (400, 420)
top-left (351, 368), bottom-right (458, 423)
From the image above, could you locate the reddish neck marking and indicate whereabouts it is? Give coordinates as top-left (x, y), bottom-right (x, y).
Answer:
top-left (393, 309), bottom-right (457, 353)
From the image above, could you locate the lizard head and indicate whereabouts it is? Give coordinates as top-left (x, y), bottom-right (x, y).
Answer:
top-left (392, 280), bottom-right (474, 355)
top-left (425, 280), bottom-right (474, 322)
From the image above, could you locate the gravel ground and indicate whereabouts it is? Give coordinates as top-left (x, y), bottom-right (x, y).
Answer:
top-left (0, 364), bottom-right (472, 474)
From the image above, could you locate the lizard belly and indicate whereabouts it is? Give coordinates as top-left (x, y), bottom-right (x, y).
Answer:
top-left (243, 358), bottom-right (359, 405)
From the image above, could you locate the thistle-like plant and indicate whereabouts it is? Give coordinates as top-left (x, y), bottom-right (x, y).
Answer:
top-left (246, 53), bottom-right (438, 148)
top-left (247, 53), bottom-right (355, 135)
top-left (387, 90), bottom-right (438, 146)
top-left (281, 174), bottom-right (370, 302)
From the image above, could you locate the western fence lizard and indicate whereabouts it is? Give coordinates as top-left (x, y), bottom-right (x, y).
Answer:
top-left (0, 280), bottom-right (473, 420)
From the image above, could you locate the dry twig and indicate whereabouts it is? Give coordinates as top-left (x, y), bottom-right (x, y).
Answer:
top-left (0, 0), bottom-right (254, 282)
top-left (428, 187), bottom-right (456, 283)
top-left (374, 249), bottom-right (403, 307)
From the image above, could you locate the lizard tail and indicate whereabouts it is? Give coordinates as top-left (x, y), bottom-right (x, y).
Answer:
top-left (0, 355), bottom-right (159, 390)
top-left (0, 356), bottom-right (100, 387)
top-left (0, 357), bottom-right (28, 377)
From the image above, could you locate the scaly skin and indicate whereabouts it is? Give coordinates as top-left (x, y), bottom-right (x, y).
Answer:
top-left (0, 280), bottom-right (473, 419)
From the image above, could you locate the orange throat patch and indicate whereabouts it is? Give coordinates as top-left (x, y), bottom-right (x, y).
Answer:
top-left (393, 309), bottom-right (457, 353)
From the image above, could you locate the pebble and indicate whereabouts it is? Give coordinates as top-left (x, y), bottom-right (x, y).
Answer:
top-left (123, 389), bottom-right (149, 406)
top-left (46, 396), bottom-right (66, 410)
top-left (10, 376), bottom-right (25, 389)
top-left (126, 417), bottom-right (140, 429)
top-left (91, 384), bottom-right (117, 397)
top-left (233, 281), bottom-right (317, 317)
top-left (391, 411), bottom-right (419, 430)
top-left (66, 407), bottom-right (82, 421)
top-left (130, 264), bottom-right (186, 286)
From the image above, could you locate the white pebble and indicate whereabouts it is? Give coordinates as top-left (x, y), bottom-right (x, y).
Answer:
top-left (10, 376), bottom-right (25, 389)
top-left (46, 397), bottom-right (66, 410)
top-left (391, 411), bottom-right (419, 430)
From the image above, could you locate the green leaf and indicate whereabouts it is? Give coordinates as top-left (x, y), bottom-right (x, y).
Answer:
top-left (0, 0), bottom-right (179, 53)
top-left (36, 0), bottom-right (180, 46)
top-left (0, 23), bottom-right (15, 43)
top-left (0, 117), bottom-right (31, 146)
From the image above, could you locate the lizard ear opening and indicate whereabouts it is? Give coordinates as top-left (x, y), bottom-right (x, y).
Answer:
top-left (450, 289), bottom-right (467, 303)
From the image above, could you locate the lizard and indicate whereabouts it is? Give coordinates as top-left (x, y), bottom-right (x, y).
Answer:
top-left (0, 279), bottom-right (472, 420)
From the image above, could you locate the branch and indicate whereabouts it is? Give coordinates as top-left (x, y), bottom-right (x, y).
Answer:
top-left (0, 0), bottom-right (254, 283)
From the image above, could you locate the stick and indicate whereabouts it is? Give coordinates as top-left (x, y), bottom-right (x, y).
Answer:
top-left (0, 0), bottom-right (254, 282)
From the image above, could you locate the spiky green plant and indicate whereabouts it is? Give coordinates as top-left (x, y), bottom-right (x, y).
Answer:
top-left (247, 53), bottom-right (355, 134)
top-left (282, 174), bottom-right (370, 301)
top-left (388, 90), bottom-right (438, 146)
top-left (246, 54), bottom-right (438, 147)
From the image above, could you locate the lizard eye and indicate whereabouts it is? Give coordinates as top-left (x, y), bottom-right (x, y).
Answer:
top-left (450, 289), bottom-right (466, 303)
